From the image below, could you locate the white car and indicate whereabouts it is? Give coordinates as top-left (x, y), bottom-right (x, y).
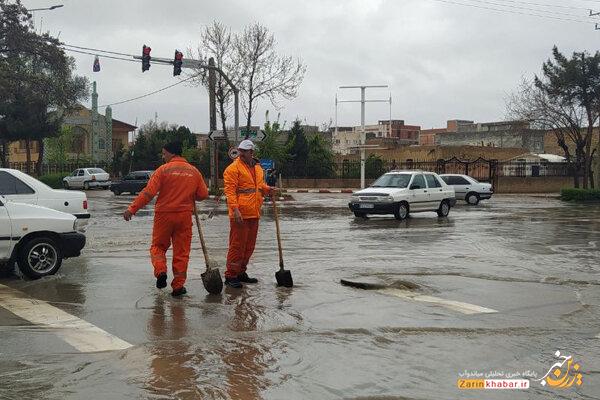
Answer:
top-left (0, 168), bottom-right (90, 223)
top-left (439, 174), bottom-right (493, 205)
top-left (0, 195), bottom-right (86, 278)
top-left (63, 168), bottom-right (111, 190)
top-left (348, 170), bottom-right (456, 220)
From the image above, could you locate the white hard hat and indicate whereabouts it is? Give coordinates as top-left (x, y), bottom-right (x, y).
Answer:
top-left (238, 139), bottom-right (255, 150)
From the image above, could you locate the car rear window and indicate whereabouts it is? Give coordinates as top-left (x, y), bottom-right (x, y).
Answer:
top-left (0, 171), bottom-right (35, 195)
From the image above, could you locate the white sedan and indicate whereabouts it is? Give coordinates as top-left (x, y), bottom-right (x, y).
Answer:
top-left (0, 168), bottom-right (90, 224)
top-left (63, 168), bottom-right (111, 190)
top-left (439, 174), bottom-right (493, 205)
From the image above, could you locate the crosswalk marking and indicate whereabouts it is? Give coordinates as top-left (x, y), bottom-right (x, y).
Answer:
top-left (0, 284), bottom-right (132, 352)
top-left (377, 288), bottom-right (498, 315)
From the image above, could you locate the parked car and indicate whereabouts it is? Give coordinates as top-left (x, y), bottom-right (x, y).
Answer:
top-left (0, 168), bottom-right (90, 224)
top-left (348, 170), bottom-right (456, 220)
top-left (439, 174), bottom-right (493, 205)
top-left (0, 195), bottom-right (86, 278)
top-left (63, 168), bottom-right (111, 190)
top-left (110, 170), bottom-right (153, 195)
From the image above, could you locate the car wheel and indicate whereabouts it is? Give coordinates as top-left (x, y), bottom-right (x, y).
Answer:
top-left (63, 181), bottom-right (70, 189)
top-left (17, 237), bottom-right (63, 279)
top-left (394, 202), bottom-right (409, 220)
top-left (466, 192), bottom-right (480, 205)
top-left (437, 200), bottom-right (450, 217)
top-left (353, 211), bottom-right (368, 218)
top-left (83, 181), bottom-right (90, 190)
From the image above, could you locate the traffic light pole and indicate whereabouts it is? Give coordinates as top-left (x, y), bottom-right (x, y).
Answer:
top-left (134, 54), bottom-right (240, 138)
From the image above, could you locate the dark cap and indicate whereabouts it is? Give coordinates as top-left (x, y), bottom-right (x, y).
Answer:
top-left (163, 141), bottom-right (182, 156)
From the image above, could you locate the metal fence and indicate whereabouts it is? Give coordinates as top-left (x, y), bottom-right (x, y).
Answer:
top-left (6, 158), bottom-right (574, 181)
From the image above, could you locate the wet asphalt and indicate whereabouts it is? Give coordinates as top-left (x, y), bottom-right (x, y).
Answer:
top-left (0, 190), bottom-right (599, 399)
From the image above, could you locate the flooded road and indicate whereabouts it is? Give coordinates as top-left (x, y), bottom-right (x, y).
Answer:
top-left (1, 191), bottom-right (599, 399)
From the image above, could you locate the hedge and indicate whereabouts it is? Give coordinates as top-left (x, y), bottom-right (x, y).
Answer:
top-left (560, 188), bottom-right (600, 202)
top-left (38, 173), bottom-right (67, 189)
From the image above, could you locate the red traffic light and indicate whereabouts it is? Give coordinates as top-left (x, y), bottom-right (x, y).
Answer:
top-left (142, 45), bottom-right (151, 72)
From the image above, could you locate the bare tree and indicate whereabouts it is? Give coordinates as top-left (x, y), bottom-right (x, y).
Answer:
top-left (189, 21), bottom-right (239, 141)
top-left (235, 23), bottom-right (306, 132)
top-left (507, 78), bottom-right (589, 187)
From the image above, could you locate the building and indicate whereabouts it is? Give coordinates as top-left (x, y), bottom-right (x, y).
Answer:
top-left (431, 120), bottom-right (545, 154)
top-left (331, 120), bottom-right (420, 154)
top-left (8, 82), bottom-right (136, 163)
top-left (419, 120), bottom-right (474, 145)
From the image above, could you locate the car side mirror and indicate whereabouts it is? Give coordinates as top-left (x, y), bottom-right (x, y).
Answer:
top-left (410, 184), bottom-right (420, 190)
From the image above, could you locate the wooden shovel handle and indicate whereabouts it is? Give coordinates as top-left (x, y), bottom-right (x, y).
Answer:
top-left (271, 195), bottom-right (285, 270)
top-left (193, 202), bottom-right (211, 271)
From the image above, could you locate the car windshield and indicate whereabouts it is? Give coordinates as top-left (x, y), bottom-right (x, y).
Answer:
top-left (371, 173), bottom-right (412, 188)
top-left (88, 168), bottom-right (106, 174)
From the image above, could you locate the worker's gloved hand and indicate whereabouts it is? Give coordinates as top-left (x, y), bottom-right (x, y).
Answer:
top-left (123, 210), bottom-right (133, 221)
top-left (233, 208), bottom-right (243, 225)
top-left (269, 187), bottom-right (280, 196)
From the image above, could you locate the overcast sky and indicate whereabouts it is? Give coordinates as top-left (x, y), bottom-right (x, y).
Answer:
top-left (22, 0), bottom-right (600, 133)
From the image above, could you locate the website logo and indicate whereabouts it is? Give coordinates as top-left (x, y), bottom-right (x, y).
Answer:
top-left (536, 351), bottom-right (583, 389)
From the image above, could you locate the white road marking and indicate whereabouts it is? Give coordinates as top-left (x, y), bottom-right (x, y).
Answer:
top-left (0, 284), bottom-right (132, 352)
top-left (377, 288), bottom-right (498, 315)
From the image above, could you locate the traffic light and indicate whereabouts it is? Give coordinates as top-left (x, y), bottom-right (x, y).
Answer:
top-left (142, 45), bottom-right (151, 72)
top-left (173, 50), bottom-right (183, 76)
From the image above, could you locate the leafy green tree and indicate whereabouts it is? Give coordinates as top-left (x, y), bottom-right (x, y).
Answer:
top-left (306, 134), bottom-right (335, 178)
top-left (0, 0), bottom-right (89, 172)
top-left (283, 119), bottom-right (309, 177)
top-left (256, 110), bottom-right (286, 167)
top-left (45, 126), bottom-right (74, 165)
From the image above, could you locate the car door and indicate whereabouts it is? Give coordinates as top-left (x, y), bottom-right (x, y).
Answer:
top-left (451, 175), bottom-right (471, 200)
top-left (0, 197), bottom-right (12, 259)
top-left (0, 171), bottom-right (38, 205)
top-left (408, 174), bottom-right (428, 211)
top-left (425, 173), bottom-right (444, 208)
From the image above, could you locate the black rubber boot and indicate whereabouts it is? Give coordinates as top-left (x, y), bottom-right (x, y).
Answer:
top-left (225, 278), bottom-right (243, 289)
top-left (156, 273), bottom-right (167, 289)
top-left (238, 272), bottom-right (258, 284)
top-left (171, 287), bottom-right (187, 297)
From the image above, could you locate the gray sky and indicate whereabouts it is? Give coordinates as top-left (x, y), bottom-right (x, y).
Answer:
top-left (23, 0), bottom-right (600, 133)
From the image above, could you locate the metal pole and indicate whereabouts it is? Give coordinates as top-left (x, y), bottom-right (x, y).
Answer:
top-left (389, 94), bottom-right (392, 139)
top-left (208, 58), bottom-right (218, 192)
top-left (334, 94), bottom-right (338, 152)
top-left (360, 87), bottom-right (366, 189)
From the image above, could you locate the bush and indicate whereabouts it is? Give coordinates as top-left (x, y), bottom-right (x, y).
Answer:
top-left (560, 188), bottom-right (600, 202)
top-left (39, 173), bottom-right (67, 189)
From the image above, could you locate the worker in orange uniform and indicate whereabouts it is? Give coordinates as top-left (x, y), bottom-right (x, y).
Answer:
top-left (123, 141), bottom-right (209, 297)
top-left (223, 139), bottom-right (276, 288)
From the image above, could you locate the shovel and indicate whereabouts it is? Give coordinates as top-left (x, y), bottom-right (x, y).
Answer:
top-left (272, 195), bottom-right (293, 287)
top-left (193, 202), bottom-right (223, 295)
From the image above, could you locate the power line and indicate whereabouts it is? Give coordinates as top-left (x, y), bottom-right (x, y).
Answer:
top-left (99, 75), bottom-right (199, 108)
top-left (429, 0), bottom-right (597, 24)
top-left (61, 43), bottom-right (137, 58)
top-left (459, 0), bottom-right (599, 18)
top-left (60, 47), bottom-right (138, 63)
top-left (490, 0), bottom-right (598, 10)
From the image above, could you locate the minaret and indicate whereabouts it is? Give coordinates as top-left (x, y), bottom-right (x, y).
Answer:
top-left (91, 81), bottom-right (99, 162)
top-left (105, 105), bottom-right (113, 162)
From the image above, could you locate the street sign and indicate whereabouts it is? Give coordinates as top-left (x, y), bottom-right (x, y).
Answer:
top-left (260, 159), bottom-right (274, 170)
top-left (208, 131), bottom-right (223, 141)
top-left (240, 128), bottom-right (257, 138)
top-left (228, 147), bottom-right (239, 160)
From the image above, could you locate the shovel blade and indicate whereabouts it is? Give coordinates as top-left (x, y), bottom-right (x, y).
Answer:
top-left (201, 268), bottom-right (223, 295)
top-left (275, 268), bottom-right (293, 288)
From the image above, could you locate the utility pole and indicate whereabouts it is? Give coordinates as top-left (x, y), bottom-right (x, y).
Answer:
top-left (337, 85), bottom-right (389, 188)
top-left (208, 57), bottom-right (218, 192)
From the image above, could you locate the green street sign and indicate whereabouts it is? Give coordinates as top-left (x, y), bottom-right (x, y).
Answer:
top-left (240, 129), bottom-right (257, 138)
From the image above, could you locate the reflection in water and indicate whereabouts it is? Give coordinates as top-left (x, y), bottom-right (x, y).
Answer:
top-left (218, 290), bottom-right (270, 400)
top-left (146, 296), bottom-right (202, 399)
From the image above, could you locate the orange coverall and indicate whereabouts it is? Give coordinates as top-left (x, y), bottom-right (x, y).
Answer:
top-left (128, 156), bottom-right (209, 290)
top-left (223, 157), bottom-right (270, 279)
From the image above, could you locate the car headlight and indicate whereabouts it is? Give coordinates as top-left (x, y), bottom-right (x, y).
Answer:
top-left (383, 196), bottom-right (394, 202)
